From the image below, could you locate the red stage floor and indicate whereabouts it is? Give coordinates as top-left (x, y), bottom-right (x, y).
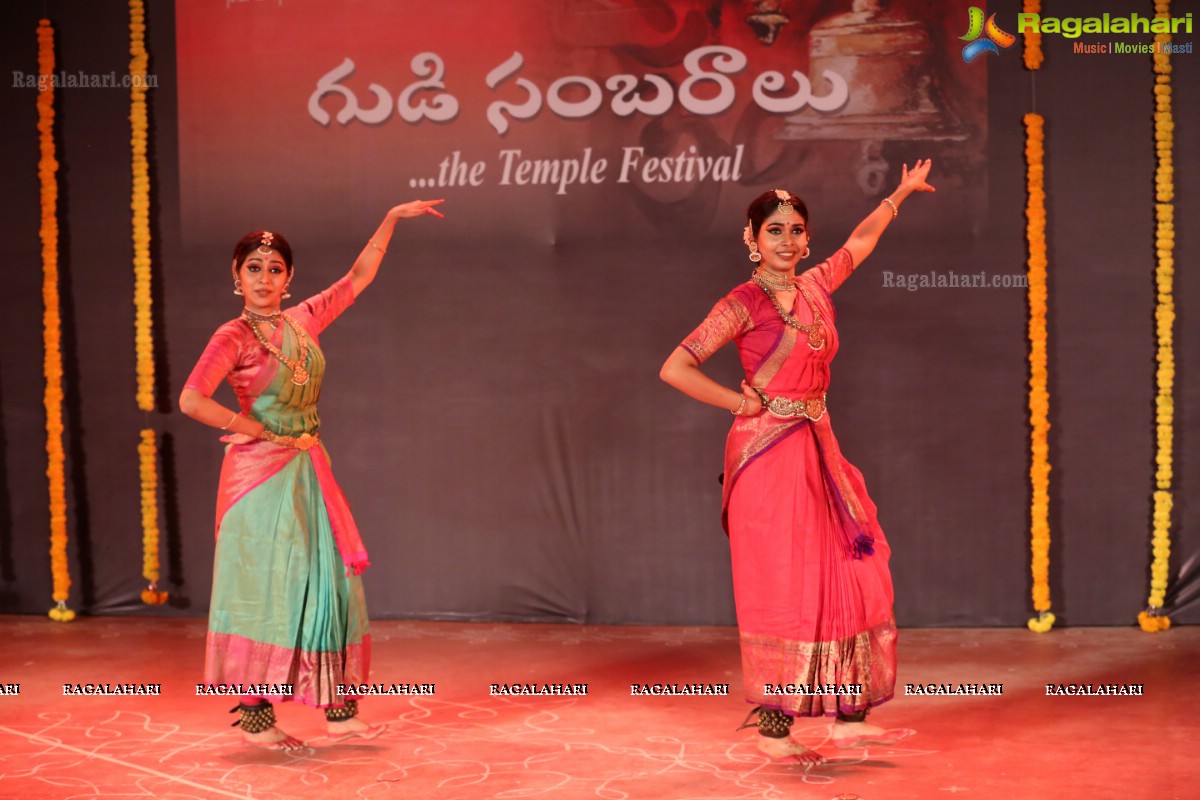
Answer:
top-left (0, 616), bottom-right (1193, 800)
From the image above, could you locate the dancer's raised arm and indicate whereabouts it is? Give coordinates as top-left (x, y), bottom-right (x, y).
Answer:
top-left (347, 199), bottom-right (445, 297)
top-left (841, 159), bottom-right (935, 268)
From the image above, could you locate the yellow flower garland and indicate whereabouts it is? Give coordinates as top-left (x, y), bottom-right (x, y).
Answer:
top-left (1140, 0), bottom-right (1174, 633)
top-left (138, 429), bottom-right (168, 604)
top-left (129, 0), bottom-right (167, 605)
top-left (1023, 0), bottom-right (1043, 70)
top-left (1024, 113), bottom-right (1054, 634)
top-left (38, 20), bottom-right (75, 623)
top-left (130, 0), bottom-right (154, 412)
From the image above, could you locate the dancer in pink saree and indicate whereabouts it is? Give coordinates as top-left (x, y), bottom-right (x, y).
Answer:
top-left (660, 162), bottom-right (934, 765)
top-left (179, 199), bottom-right (444, 749)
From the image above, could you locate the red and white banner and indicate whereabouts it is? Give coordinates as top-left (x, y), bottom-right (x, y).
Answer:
top-left (177, 0), bottom-right (986, 243)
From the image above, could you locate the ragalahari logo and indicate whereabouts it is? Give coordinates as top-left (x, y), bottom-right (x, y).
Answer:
top-left (960, 7), bottom-right (1016, 62)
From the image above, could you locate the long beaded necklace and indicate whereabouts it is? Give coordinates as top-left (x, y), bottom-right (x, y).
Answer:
top-left (242, 311), bottom-right (311, 385)
top-left (752, 274), bottom-right (826, 350)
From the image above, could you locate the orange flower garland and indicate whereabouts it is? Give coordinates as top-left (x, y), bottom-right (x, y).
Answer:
top-left (1024, 113), bottom-right (1054, 634)
top-left (130, 0), bottom-right (154, 412)
top-left (138, 429), bottom-right (168, 604)
top-left (1023, 0), bottom-right (1043, 70)
top-left (38, 20), bottom-right (75, 623)
top-left (1140, 0), bottom-right (1174, 633)
top-left (129, 0), bottom-right (167, 605)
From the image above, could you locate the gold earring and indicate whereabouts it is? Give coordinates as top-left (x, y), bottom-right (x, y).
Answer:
top-left (748, 242), bottom-right (762, 263)
top-left (233, 278), bottom-right (243, 296)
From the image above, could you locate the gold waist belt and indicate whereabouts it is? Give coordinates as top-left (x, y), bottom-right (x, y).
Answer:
top-left (259, 429), bottom-right (319, 451)
top-left (764, 393), bottom-right (827, 422)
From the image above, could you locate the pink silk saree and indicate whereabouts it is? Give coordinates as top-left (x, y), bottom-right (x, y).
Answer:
top-left (681, 249), bottom-right (897, 717)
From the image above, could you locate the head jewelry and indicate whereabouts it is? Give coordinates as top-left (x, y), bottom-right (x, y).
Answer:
top-left (773, 189), bottom-right (794, 216)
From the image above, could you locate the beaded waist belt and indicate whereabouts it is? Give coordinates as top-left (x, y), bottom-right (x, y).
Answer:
top-left (763, 393), bottom-right (827, 422)
top-left (259, 429), bottom-right (319, 451)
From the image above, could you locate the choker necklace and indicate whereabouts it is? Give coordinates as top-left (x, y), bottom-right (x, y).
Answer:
top-left (752, 269), bottom-right (796, 293)
top-left (242, 311), bottom-right (311, 385)
top-left (242, 307), bottom-right (281, 325)
top-left (752, 275), bottom-right (826, 350)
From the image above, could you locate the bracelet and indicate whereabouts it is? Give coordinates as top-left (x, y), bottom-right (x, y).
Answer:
top-left (220, 412), bottom-right (239, 430)
top-left (368, 239), bottom-right (387, 254)
top-left (881, 197), bottom-right (898, 218)
top-left (731, 395), bottom-right (748, 416)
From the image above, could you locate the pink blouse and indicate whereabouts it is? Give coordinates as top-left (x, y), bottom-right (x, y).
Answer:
top-left (184, 276), bottom-right (355, 406)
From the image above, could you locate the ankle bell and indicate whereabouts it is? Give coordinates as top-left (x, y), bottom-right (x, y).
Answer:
top-left (231, 701), bottom-right (276, 734)
top-left (324, 698), bottom-right (359, 722)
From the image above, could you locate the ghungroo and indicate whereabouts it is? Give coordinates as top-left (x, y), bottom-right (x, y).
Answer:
top-left (837, 708), bottom-right (868, 723)
top-left (324, 699), bottom-right (358, 722)
top-left (231, 701), bottom-right (276, 734)
top-left (757, 708), bottom-right (793, 738)
top-left (737, 706), bottom-right (793, 739)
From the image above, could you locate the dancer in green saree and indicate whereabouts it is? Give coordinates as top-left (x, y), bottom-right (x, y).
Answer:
top-left (180, 199), bottom-right (444, 748)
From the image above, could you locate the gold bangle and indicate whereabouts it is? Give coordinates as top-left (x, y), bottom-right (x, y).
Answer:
top-left (221, 412), bottom-right (239, 430)
top-left (731, 395), bottom-right (748, 416)
top-left (881, 197), bottom-right (898, 218)
top-left (369, 239), bottom-right (387, 254)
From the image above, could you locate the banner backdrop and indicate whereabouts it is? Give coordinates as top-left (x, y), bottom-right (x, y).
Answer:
top-left (165, 0), bottom-right (1016, 625)
top-left (1, 0), bottom-right (1196, 626)
top-left (177, 0), bottom-right (986, 244)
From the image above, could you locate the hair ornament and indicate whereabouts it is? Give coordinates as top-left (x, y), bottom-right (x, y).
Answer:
top-left (257, 231), bottom-right (275, 255)
top-left (773, 189), bottom-right (795, 216)
top-left (743, 219), bottom-right (762, 262)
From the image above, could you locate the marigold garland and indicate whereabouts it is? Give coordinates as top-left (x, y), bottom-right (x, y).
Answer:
top-left (129, 0), bottom-right (167, 605)
top-left (1023, 0), bottom-right (1043, 70)
top-left (1024, 112), bottom-right (1053, 634)
top-left (130, 0), bottom-right (154, 412)
top-left (38, 20), bottom-right (75, 623)
top-left (138, 429), bottom-right (168, 604)
top-left (1140, 0), bottom-right (1174, 633)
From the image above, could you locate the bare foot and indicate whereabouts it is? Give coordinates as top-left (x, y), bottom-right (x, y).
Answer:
top-left (832, 720), bottom-right (913, 749)
top-left (327, 717), bottom-right (386, 742)
top-left (241, 726), bottom-right (305, 750)
top-left (756, 735), bottom-right (825, 767)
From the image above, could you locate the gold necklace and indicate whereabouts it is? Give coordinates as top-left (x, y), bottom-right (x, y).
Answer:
top-left (242, 307), bottom-right (281, 326)
top-left (243, 311), bottom-right (311, 385)
top-left (752, 275), bottom-right (826, 350)
top-left (752, 268), bottom-right (796, 293)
